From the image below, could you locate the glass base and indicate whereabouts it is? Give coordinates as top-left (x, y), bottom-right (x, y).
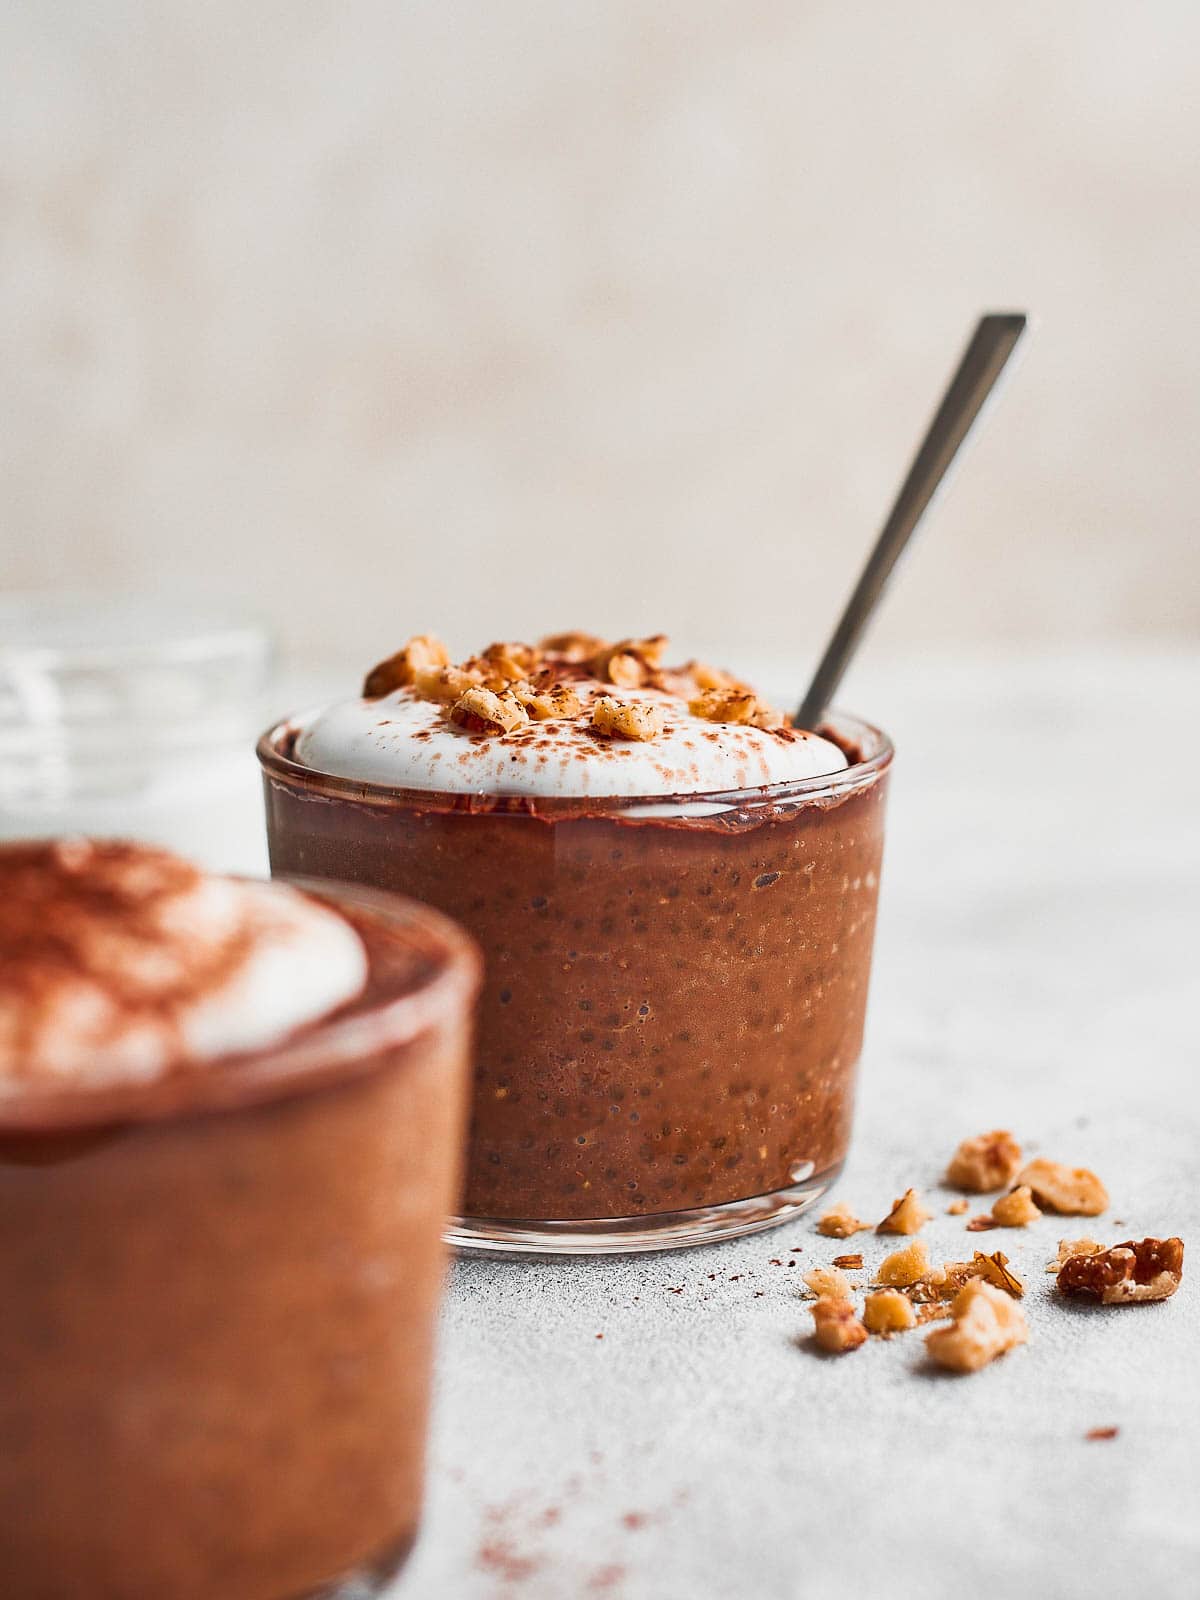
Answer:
top-left (294, 1532), bottom-right (415, 1599)
top-left (446, 1162), bottom-right (841, 1255)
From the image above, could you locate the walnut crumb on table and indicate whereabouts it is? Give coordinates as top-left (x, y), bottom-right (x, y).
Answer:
top-left (945, 1130), bottom-right (1023, 1193)
top-left (1056, 1237), bottom-right (1184, 1304)
top-left (971, 1250), bottom-right (1025, 1298)
top-left (933, 1252), bottom-right (1023, 1299)
top-left (876, 1240), bottom-right (933, 1287)
top-left (991, 1185), bottom-right (1042, 1227)
top-left (811, 1296), bottom-right (869, 1354)
top-left (925, 1279), bottom-right (1028, 1373)
top-left (1015, 1159), bottom-right (1109, 1216)
top-left (816, 1201), bottom-right (869, 1238)
top-left (862, 1290), bottom-right (917, 1335)
top-left (877, 1188), bottom-right (932, 1235)
top-left (803, 1266), bottom-right (854, 1302)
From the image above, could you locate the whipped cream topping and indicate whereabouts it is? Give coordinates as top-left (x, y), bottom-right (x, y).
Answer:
top-left (294, 676), bottom-right (848, 799)
top-left (0, 839), bottom-right (368, 1089)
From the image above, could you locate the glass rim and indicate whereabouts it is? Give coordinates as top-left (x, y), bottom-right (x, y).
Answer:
top-left (0, 878), bottom-right (481, 1134)
top-left (257, 706), bottom-right (893, 819)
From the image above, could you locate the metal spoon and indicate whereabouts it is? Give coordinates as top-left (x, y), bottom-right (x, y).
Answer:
top-left (797, 311), bottom-right (1028, 730)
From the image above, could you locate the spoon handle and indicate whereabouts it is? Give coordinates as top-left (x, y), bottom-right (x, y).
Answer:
top-left (797, 311), bottom-right (1028, 730)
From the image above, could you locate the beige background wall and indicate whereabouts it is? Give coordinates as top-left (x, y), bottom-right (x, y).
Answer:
top-left (2, 1), bottom-right (1197, 671)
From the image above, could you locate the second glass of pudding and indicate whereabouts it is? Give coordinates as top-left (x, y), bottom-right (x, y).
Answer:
top-left (260, 634), bottom-right (892, 1252)
top-left (0, 841), bottom-right (480, 1599)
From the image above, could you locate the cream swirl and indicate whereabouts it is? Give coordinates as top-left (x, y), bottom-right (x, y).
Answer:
top-left (295, 675), bottom-right (848, 800)
top-left (0, 839), bottom-right (368, 1088)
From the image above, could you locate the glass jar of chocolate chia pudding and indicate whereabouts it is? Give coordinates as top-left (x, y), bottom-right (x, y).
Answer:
top-left (259, 633), bottom-right (892, 1253)
top-left (0, 841), bottom-right (480, 1599)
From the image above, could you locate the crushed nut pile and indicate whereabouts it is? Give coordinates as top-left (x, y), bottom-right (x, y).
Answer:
top-left (360, 632), bottom-right (796, 742)
top-left (804, 1129), bottom-right (1184, 1374)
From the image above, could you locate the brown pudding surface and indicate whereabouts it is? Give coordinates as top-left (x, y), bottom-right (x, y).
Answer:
top-left (263, 751), bottom-right (888, 1224)
top-left (0, 888), bottom-right (477, 1600)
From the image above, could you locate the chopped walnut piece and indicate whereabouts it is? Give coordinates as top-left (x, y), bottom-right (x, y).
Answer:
top-left (832, 1253), bottom-right (864, 1271)
top-left (925, 1279), bottom-right (1028, 1373)
top-left (904, 1275), bottom-right (946, 1304)
top-left (605, 651), bottom-right (645, 689)
top-left (538, 631), bottom-right (608, 662)
top-left (1057, 1237), bottom-right (1184, 1305)
top-left (876, 1240), bottom-right (933, 1287)
top-left (991, 1185), bottom-right (1042, 1228)
top-left (363, 634), bottom-right (450, 698)
top-left (946, 1199), bottom-right (970, 1215)
top-left (811, 1295), bottom-right (869, 1354)
top-left (688, 688), bottom-right (767, 725)
top-left (816, 1201), bottom-right (869, 1239)
top-left (938, 1260), bottom-right (984, 1297)
top-left (689, 660), bottom-right (748, 693)
top-left (915, 1301), bottom-right (954, 1325)
top-left (511, 681), bottom-right (582, 721)
top-left (413, 662), bottom-right (485, 703)
top-left (449, 686), bottom-right (529, 736)
top-left (862, 1289), bottom-right (917, 1336)
top-left (945, 1130), bottom-right (1023, 1193)
top-left (802, 1266), bottom-right (853, 1302)
top-left (591, 697), bottom-right (665, 742)
top-left (972, 1250), bottom-right (1024, 1298)
top-left (590, 636), bottom-right (668, 688)
top-left (749, 704), bottom-right (795, 733)
top-left (877, 1188), bottom-right (933, 1236)
top-left (1046, 1238), bottom-right (1104, 1272)
top-left (933, 1251), bottom-right (1022, 1300)
top-left (966, 1214), bottom-right (997, 1232)
top-left (1015, 1158), bottom-right (1109, 1216)
top-left (481, 641), bottom-right (541, 682)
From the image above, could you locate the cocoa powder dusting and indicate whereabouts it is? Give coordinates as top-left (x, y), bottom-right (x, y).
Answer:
top-left (0, 840), bottom-right (256, 1078)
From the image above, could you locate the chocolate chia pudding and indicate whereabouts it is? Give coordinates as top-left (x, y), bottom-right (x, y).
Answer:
top-left (0, 839), bottom-right (479, 1599)
top-left (260, 633), bottom-right (891, 1251)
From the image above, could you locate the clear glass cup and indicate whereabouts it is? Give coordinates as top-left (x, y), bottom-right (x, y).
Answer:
top-left (0, 880), bottom-right (480, 1599)
top-left (259, 712), bottom-right (892, 1254)
top-left (0, 593), bottom-right (271, 872)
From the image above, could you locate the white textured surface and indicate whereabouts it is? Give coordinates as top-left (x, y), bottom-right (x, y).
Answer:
top-left (399, 650), bottom-right (1200, 1600)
